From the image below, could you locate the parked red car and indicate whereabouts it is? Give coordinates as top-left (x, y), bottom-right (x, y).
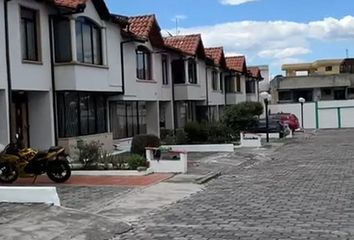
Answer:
top-left (270, 113), bottom-right (300, 132)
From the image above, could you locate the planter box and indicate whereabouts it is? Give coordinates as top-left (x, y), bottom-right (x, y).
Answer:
top-left (240, 132), bottom-right (262, 147)
top-left (146, 148), bottom-right (187, 173)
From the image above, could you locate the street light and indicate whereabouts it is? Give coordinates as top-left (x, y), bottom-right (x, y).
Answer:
top-left (260, 92), bottom-right (272, 143)
top-left (298, 97), bottom-right (306, 129)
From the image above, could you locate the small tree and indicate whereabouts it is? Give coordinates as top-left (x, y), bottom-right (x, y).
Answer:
top-left (75, 140), bottom-right (103, 168)
top-left (130, 134), bottom-right (161, 157)
top-left (223, 101), bottom-right (263, 135)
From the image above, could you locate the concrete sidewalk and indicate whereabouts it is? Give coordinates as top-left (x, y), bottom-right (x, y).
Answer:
top-left (0, 203), bottom-right (131, 240)
top-left (1, 173), bottom-right (173, 187)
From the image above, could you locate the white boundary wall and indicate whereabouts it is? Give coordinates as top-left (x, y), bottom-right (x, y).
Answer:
top-left (269, 102), bottom-right (316, 129)
top-left (0, 187), bottom-right (60, 206)
top-left (269, 100), bottom-right (354, 129)
top-left (162, 144), bottom-right (234, 152)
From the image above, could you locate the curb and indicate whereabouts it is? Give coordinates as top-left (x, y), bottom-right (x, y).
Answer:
top-left (195, 171), bottom-right (221, 184)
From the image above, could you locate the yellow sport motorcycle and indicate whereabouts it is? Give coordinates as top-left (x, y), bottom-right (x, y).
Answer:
top-left (0, 142), bottom-right (71, 184)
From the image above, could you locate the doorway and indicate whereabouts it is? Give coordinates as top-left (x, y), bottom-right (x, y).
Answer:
top-left (11, 92), bottom-right (29, 148)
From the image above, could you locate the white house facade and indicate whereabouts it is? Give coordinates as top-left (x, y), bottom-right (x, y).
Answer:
top-left (0, 0), bottom-right (265, 153)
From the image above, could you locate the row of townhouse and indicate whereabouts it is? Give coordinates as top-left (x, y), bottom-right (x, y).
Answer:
top-left (0, 0), bottom-right (263, 153)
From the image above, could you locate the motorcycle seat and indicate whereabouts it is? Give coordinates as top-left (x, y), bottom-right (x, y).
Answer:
top-left (35, 151), bottom-right (48, 159)
top-left (48, 146), bottom-right (63, 152)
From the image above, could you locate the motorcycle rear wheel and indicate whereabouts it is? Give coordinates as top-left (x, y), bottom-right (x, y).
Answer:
top-left (47, 161), bottom-right (71, 183)
top-left (0, 163), bottom-right (19, 184)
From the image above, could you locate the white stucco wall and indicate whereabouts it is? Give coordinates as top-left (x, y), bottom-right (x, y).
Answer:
top-left (8, 0), bottom-right (52, 91)
top-left (174, 58), bottom-right (207, 101)
top-left (0, 90), bottom-right (10, 145)
top-left (27, 91), bottom-right (55, 149)
top-left (0, 0), bottom-right (7, 90)
top-left (55, 2), bottom-right (123, 92)
top-left (206, 67), bottom-right (225, 106)
top-left (226, 93), bottom-right (246, 105)
top-left (122, 41), bottom-right (173, 101)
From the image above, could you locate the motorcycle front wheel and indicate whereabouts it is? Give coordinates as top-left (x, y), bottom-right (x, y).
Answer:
top-left (0, 163), bottom-right (19, 184)
top-left (47, 161), bottom-right (71, 183)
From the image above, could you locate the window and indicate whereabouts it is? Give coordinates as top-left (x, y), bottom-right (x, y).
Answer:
top-left (57, 92), bottom-right (107, 138)
top-left (340, 64), bottom-right (354, 73)
top-left (136, 46), bottom-right (151, 80)
top-left (278, 91), bottom-right (292, 101)
top-left (348, 88), bottom-right (354, 95)
top-left (236, 75), bottom-right (241, 92)
top-left (219, 73), bottom-right (224, 92)
top-left (295, 71), bottom-right (308, 76)
top-left (109, 101), bottom-right (147, 139)
top-left (53, 17), bottom-right (72, 62)
top-left (246, 80), bottom-right (256, 94)
top-left (76, 17), bottom-right (102, 65)
top-left (20, 7), bottom-right (39, 61)
top-left (188, 59), bottom-right (197, 84)
top-left (325, 66), bottom-right (332, 72)
top-left (172, 59), bottom-right (185, 84)
top-left (212, 71), bottom-right (218, 90)
top-left (322, 88), bottom-right (332, 96)
top-left (225, 75), bottom-right (235, 93)
top-left (162, 54), bottom-right (169, 85)
top-left (334, 89), bottom-right (346, 100)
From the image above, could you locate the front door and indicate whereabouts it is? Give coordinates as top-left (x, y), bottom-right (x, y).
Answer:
top-left (11, 92), bottom-right (29, 148)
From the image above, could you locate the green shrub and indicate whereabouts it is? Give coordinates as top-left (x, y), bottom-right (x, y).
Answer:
top-left (223, 101), bottom-right (263, 135)
top-left (130, 134), bottom-right (161, 157)
top-left (206, 122), bottom-right (233, 144)
top-left (127, 154), bottom-right (146, 170)
top-left (184, 122), bottom-right (208, 143)
top-left (99, 152), bottom-right (129, 170)
top-left (160, 129), bottom-right (176, 145)
top-left (75, 140), bottom-right (103, 168)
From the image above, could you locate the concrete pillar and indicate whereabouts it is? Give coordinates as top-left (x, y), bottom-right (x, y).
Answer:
top-left (28, 91), bottom-right (55, 149)
top-left (70, 18), bottom-right (77, 62)
top-left (0, 90), bottom-right (10, 145)
top-left (101, 27), bottom-right (107, 66)
top-left (160, 101), bottom-right (174, 130)
top-left (146, 101), bottom-right (160, 137)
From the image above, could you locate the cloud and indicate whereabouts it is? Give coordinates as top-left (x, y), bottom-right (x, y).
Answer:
top-left (220, 0), bottom-right (258, 6)
top-left (258, 47), bottom-right (311, 59)
top-left (165, 16), bottom-right (354, 73)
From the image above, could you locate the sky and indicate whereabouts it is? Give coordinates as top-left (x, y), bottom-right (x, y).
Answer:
top-left (106, 0), bottom-right (354, 77)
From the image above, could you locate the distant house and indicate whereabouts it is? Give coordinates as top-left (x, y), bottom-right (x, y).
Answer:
top-left (271, 58), bottom-right (354, 103)
top-left (205, 47), bottom-right (228, 121)
top-left (224, 56), bottom-right (263, 104)
top-left (247, 66), bottom-right (263, 102)
top-left (164, 34), bottom-right (209, 128)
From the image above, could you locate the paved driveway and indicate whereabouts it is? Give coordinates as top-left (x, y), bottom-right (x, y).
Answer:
top-left (118, 130), bottom-right (354, 239)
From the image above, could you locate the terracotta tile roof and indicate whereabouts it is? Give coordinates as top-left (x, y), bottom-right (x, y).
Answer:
top-left (128, 15), bottom-right (156, 39)
top-left (226, 56), bottom-right (247, 73)
top-left (164, 34), bottom-right (205, 57)
top-left (125, 15), bottom-right (164, 47)
top-left (52, 0), bottom-right (86, 9)
top-left (50, 0), bottom-right (111, 21)
top-left (205, 47), bottom-right (226, 68)
top-left (248, 67), bottom-right (262, 79)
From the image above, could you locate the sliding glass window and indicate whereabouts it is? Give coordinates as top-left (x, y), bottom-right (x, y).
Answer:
top-left (57, 92), bottom-right (107, 138)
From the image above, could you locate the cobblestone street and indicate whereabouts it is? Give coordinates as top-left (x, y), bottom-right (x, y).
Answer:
top-left (117, 130), bottom-right (354, 239)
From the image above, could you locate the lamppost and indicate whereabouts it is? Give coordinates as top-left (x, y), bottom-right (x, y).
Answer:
top-left (260, 92), bottom-right (272, 143)
top-left (298, 97), bottom-right (306, 129)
